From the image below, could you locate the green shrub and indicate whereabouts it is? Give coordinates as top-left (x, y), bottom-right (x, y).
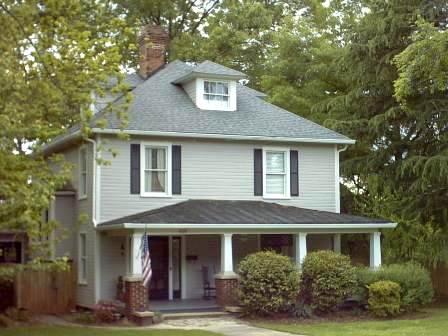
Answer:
top-left (356, 263), bottom-right (433, 312)
top-left (238, 251), bottom-right (300, 316)
top-left (368, 280), bottom-right (401, 317)
top-left (300, 250), bottom-right (357, 313)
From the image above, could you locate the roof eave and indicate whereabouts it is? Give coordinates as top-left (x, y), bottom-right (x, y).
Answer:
top-left (91, 128), bottom-right (356, 145)
top-left (97, 222), bottom-right (397, 231)
top-left (172, 71), bottom-right (247, 84)
top-left (41, 130), bottom-right (82, 155)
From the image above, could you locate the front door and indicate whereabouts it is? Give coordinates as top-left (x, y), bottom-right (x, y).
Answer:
top-left (148, 236), bottom-right (169, 300)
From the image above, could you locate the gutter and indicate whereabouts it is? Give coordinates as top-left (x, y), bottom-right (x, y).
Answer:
top-left (85, 136), bottom-right (101, 304)
top-left (96, 222), bottom-right (397, 231)
top-left (91, 128), bottom-right (356, 145)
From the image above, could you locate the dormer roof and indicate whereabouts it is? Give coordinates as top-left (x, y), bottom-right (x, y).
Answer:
top-left (171, 60), bottom-right (246, 84)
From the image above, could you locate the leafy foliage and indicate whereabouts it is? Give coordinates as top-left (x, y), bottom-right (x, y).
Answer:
top-left (356, 263), bottom-right (433, 312)
top-left (300, 251), bottom-right (357, 313)
top-left (0, 0), bottom-right (131, 254)
top-left (238, 251), bottom-right (299, 316)
top-left (368, 280), bottom-right (401, 318)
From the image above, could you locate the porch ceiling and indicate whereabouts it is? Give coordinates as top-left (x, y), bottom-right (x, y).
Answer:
top-left (97, 200), bottom-right (396, 233)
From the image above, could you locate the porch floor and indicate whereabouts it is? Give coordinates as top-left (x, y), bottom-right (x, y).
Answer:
top-left (149, 298), bottom-right (220, 313)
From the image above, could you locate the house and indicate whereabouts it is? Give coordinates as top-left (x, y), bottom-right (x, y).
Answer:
top-left (44, 25), bottom-right (396, 310)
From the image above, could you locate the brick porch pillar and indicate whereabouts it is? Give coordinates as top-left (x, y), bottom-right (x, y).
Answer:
top-left (215, 233), bottom-right (239, 307)
top-left (124, 276), bottom-right (148, 316)
top-left (215, 274), bottom-right (239, 306)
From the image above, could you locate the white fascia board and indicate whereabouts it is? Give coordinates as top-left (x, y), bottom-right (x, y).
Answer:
top-left (96, 222), bottom-right (397, 231)
top-left (91, 128), bottom-right (356, 145)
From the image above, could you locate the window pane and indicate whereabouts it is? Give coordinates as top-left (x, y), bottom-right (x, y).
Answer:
top-left (145, 147), bottom-right (166, 169)
top-left (82, 259), bottom-right (87, 281)
top-left (81, 150), bottom-right (87, 171)
top-left (266, 152), bottom-right (285, 173)
top-left (145, 171), bottom-right (166, 193)
top-left (217, 82), bottom-right (228, 94)
top-left (266, 175), bottom-right (285, 195)
top-left (204, 81), bottom-right (210, 93)
top-left (81, 234), bottom-right (86, 256)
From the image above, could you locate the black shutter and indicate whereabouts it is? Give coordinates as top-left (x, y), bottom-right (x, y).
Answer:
top-left (254, 149), bottom-right (263, 196)
top-left (290, 150), bottom-right (299, 196)
top-left (130, 144), bottom-right (140, 194)
top-left (172, 145), bottom-right (182, 195)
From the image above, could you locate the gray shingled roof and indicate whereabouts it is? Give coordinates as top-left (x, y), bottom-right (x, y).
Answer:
top-left (98, 200), bottom-right (389, 226)
top-left (172, 60), bottom-right (246, 83)
top-left (96, 60), bottom-right (353, 143)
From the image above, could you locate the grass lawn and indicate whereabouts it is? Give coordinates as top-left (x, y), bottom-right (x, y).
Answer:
top-left (254, 307), bottom-right (448, 336)
top-left (0, 326), bottom-right (221, 336)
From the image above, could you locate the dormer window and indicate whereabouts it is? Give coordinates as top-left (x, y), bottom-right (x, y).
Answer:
top-left (172, 60), bottom-right (245, 111)
top-left (203, 81), bottom-right (230, 109)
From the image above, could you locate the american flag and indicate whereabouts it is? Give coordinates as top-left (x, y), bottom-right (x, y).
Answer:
top-left (141, 233), bottom-right (152, 287)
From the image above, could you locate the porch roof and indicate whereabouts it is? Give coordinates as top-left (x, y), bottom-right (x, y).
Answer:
top-left (97, 200), bottom-right (395, 231)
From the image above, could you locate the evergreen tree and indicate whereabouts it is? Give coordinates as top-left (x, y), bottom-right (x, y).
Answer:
top-left (322, 0), bottom-right (448, 266)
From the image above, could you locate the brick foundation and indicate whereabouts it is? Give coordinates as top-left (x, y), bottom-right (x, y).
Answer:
top-left (215, 276), bottom-right (239, 307)
top-left (124, 277), bottom-right (148, 316)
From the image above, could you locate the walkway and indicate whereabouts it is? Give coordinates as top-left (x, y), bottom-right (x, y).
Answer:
top-left (37, 314), bottom-right (301, 336)
top-left (154, 316), bottom-right (301, 336)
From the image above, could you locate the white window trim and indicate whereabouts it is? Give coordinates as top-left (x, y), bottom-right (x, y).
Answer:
top-left (262, 147), bottom-right (291, 199)
top-left (78, 232), bottom-right (88, 285)
top-left (140, 142), bottom-right (172, 198)
top-left (196, 78), bottom-right (237, 111)
top-left (78, 146), bottom-right (88, 200)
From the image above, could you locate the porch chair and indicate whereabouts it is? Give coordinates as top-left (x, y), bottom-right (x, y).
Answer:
top-left (202, 266), bottom-right (216, 300)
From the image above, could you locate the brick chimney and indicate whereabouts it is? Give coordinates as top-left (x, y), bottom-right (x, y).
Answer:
top-left (138, 25), bottom-right (169, 78)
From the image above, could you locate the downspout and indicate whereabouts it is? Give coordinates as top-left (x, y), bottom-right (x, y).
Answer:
top-left (85, 136), bottom-right (101, 303)
top-left (335, 145), bottom-right (349, 213)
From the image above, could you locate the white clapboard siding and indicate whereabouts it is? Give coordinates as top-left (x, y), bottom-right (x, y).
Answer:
top-left (99, 136), bottom-right (337, 222)
top-left (100, 235), bottom-right (126, 300)
top-left (60, 145), bottom-right (97, 307)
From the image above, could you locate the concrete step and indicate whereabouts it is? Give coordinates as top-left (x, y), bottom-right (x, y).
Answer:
top-left (162, 311), bottom-right (230, 320)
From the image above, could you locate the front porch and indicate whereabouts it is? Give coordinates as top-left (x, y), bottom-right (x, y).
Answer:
top-left (96, 200), bottom-right (396, 310)
top-left (100, 232), bottom-right (385, 306)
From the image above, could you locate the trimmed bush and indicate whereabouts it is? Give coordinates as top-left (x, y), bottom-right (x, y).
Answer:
top-left (93, 301), bottom-right (121, 323)
top-left (238, 251), bottom-right (300, 316)
top-left (356, 263), bottom-right (433, 312)
top-left (368, 280), bottom-right (401, 317)
top-left (300, 250), bottom-right (357, 313)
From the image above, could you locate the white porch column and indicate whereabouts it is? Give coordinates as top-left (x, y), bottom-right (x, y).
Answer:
top-left (130, 232), bottom-right (143, 276)
top-left (220, 233), bottom-right (236, 276)
top-left (369, 232), bottom-right (382, 269)
top-left (294, 233), bottom-right (307, 268)
top-left (333, 233), bottom-right (341, 253)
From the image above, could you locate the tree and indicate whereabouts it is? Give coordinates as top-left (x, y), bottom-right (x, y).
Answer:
top-left (0, 0), bottom-right (130, 254)
top-left (318, 0), bottom-right (448, 267)
top-left (115, 0), bottom-right (306, 88)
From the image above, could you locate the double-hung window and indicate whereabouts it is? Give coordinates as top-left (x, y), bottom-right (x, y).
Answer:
top-left (79, 147), bottom-right (87, 199)
top-left (203, 80), bottom-right (230, 109)
top-left (78, 233), bottom-right (87, 284)
top-left (141, 143), bottom-right (171, 197)
top-left (263, 149), bottom-right (290, 198)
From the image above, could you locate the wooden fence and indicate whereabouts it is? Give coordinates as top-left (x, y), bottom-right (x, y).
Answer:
top-left (15, 265), bottom-right (76, 314)
top-left (432, 266), bottom-right (448, 298)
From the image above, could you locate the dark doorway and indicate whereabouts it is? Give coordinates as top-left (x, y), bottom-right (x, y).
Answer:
top-left (172, 237), bottom-right (182, 299)
top-left (148, 236), bottom-right (169, 300)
